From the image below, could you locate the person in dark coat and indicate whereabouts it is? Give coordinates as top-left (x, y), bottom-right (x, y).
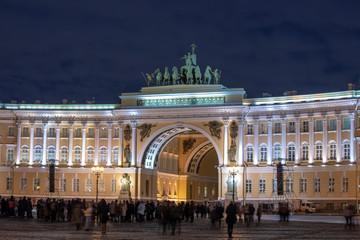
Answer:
top-left (226, 202), bottom-right (237, 238)
top-left (72, 199), bottom-right (82, 230)
top-left (97, 199), bottom-right (109, 234)
top-left (161, 201), bottom-right (170, 235)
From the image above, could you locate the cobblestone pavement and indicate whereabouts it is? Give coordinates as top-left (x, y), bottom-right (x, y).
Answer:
top-left (0, 216), bottom-right (359, 240)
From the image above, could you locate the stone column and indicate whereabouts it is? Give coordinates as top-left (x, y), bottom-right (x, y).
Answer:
top-left (322, 115), bottom-right (328, 163)
top-left (295, 117), bottom-right (301, 164)
top-left (350, 113), bottom-right (355, 162)
top-left (15, 122), bottom-right (22, 165)
top-left (55, 122), bottom-right (61, 165)
top-left (281, 118), bottom-right (287, 159)
top-left (308, 116), bottom-right (314, 164)
top-left (81, 122), bottom-right (87, 166)
top-left (223, 118), bottom-right (229, 166)
top-left (41, 122), bottom-right (48, 166)
top-left (267, 118), bottom-right (273, 165)
top-left (237, 118), bottom-right (244, 166)
top-left (130, 121), bottom-right (137, 167)
top-left (253, 118), bottom-right (259, 165)
top-left (68, 122), bottom-right (74, 166)
top-left (107, 122), bottom-right (113, 166)
top-left (28, 122), bottom-right (35, 165)
top-left (118, 122), bottom-right (124, 166)
top-left (94, 122), bottom-right (100, 166)
top-left (336, 114), bottom-right (342, 163)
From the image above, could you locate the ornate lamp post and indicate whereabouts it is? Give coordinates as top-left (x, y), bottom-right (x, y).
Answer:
top-left (242, 162), bottom-right (248, 206)
top-left (92, 166), bottom-right (104, 203)
top-left (229, 160), bottom-right (239, 202)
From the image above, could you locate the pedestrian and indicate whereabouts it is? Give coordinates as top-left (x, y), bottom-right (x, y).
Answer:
top-left (161, 201), bottom-right (170, 235)
top-left (256, 205), bottom-right (262, 225)
top-left (98, 199), bottom-right (109, 234)
top-left (83, 202), bottom-right (93, 231)
top-left (215, 203), bottom-right (224, 227)
top-left (226, 201), bottom-right (237, 238)
top-left (72, 199), bottom-right (82, 230)
top-left (343, 205), bottom-right (355, 229)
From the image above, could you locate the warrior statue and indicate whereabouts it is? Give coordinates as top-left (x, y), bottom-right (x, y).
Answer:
top-left (172, 66), bottom-right (180, 85)
top-left (163, 67), bottom-right (170, 85)
top-left (204, 66), bottom-right (212, 84)
top-left (155, 68), bottom-right (163, 86)
top-left (212, 69), bottom-right (221, 84)
top-left (190, 43), bottom-right (197, 65)
top-left (186, 65), bottom-right (193, 84)
top-left (194, 66), bottom-right (202, 84)
top-left (145, 72), bottom-right (155, 86)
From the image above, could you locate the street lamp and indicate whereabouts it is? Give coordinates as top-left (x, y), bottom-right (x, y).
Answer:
top-left (242, 162), bottom-right (248, 206)
top-left (229, 161), bottom-right (239, 202)
top-left (92, 166), bottom-right (104, 203)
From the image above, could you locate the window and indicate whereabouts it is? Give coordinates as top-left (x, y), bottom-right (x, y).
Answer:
top-left (343, 143), bottom-right (350, 160)
top-left (60, 179), bottom-right (66, 192)
top-left (342, 177), bottom-right (348, 192)
top-left (274, 144), bottom-right (281, 160)
top-left (6, 148), bottom-right (15, 163)
top-left (48, 127), bottom-right (55, 138)
top-left (99, 179), bottom-right (105, 193)
top-left (204, 186), bottom-right (207, 198)
top-left (114, 128), bottom-right (119, 138)
top-left (246, 179), bottom-right (252, 193)
top-left (260, 145), bottom-right (267, 162)
top-left (113, 147), bottom-right (119, 164)
top-left (88, 128), bottom-right (94, 138)
top-left (315, 143), bottom-right (322, 160)
top-left (329, 119), bottom-right (336, 131)
top-left (48, 146), bottom-right (55, 161)
top-left (74, 147), bottom-right (81, 163)
top-left (286, 179), bottom-right (294, 193)
top-left (33, 178), bottom-right (40, 191)
top-left (75, 128), bottom-right (81, 138)
top-left (302, 144), bottom-right (308, 160)
top-left (87, 147), bottom-right (94, 164)
top-left (61, 147), bottom-right (68, 163)
top-left (300, 178), bottom-right (307, 193)
top-left (212, 185), bottom-right (215, 197)
top-left (274, 122), bottom-right (281, 133)
top-left (272, 179), bottom-right (277, 193)
top-left (288, 144), bottom-right (295, 162)
top-left (100, 147), bottom-right (107, 164)
top-left (73, 179), bottom-right (79, 192)
top-left (328, 178), bottom-right (335, 192)
top-left (61, 128), bottom-right (68, 138)
top-left (21, 146), bottom-right (29, 163)
top-left (288, 122), bottom-right (295, 133)
top-left (20, 178), bottom-right (27, 191)
top-left (22, 127), bottom-right (29, 137)
top-left (314, 178), bottom-right (320, 192)
top-left (316, 120), bottom-right (322, 132)
top-left (329, 143), bottom-right (336, 160)
top-left (259, 179), bottom-right (266, 193)
top-left (246, 146), bottom-right (253, 163)
top-left (100, 127), bottom-right (107, 138)
top-left (35, 127), bottom-right (42, 137)
top-left (85, 178), bottom-right (92, 192)
top-left (260, 123), bottom-right (267, 134)
top-left (197, 185), bottom-right (201, 197)
top-left (6, 177), bottom-right (13, 191)
top-left (8, 126), bottom-right (15, 137)
top-left (246, 124), bottom-right (253, 135)
top-left (302, 121), bottom-right (309, 132)
top-left (111, 179), bottom-right (116, 193)
top-left (343, 118), bottom-right (350, 130)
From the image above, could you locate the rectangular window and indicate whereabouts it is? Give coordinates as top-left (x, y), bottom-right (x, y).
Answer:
top-left (99, 179), bottom-right (105, 193)
top-left (100, 127), bottom-right (107, 138)
top-left (88, 128), bottom-right (94, 138)
top-left (212, 184), bottom-right (215, 197)
top-left (197, 185), bottom-right (201, 197)
top-left (260, 123), bottom-right (267, 134)
top-left (274, 122), bottom-right (281, 133)
top-left (73, 179), bottom-right (79, 192)
top-left (7, 148), bottom-right (15, 163)
top-left (204, 186), bottom-right (207, 198)
top-left (272, 179), bottom-right (277, 193)
top-left (259, 179), bottom-right (266, 193)
top-left (246, 124), bottom-right (253, 135)
top-left (48, 127), bottom-right (55, 138)
top-left (8, 126), bottom-right (15, 137)
top-left (314, 178), bottom-right (320, 193)
top-left (286, 179), bottom-right (294, 193)
top-left (59, 178), bottom-right (66, 192)
top-left (342, 177), bottom-right (348, 192)
top-left (111, 179), bottom-right (116, 193)
top-left (61, 128), bottom-right (68, 138)
top-left (114, 128), bottom-right (119, 138)
top-left (35, 127), bottom-right (42, 137)
top-left (302, 145), bottom-right (309, 160)
top-left (288, 122), bottom-right (295, 133)
top-left (75, 128), bottom-right (81, 138)
top-left (344, 118), bottom-right (350, 130)
top-left (33, 178), bottom-right (40, 191)
top-left (329, 119), bottom-right (336, 131)
top-left (302, 121), bottom-right (309, 132)
top-left (20, 178), bottom-right (27, 191)
top-left (85, 178), bottom-right (92, 192)
top-left (300, 178), bottom-right (307, 193)
top-left (329, 178), bottom-right (335, 192)
top-left (22, 127), bottom-right (29, 137)
top-left (246, 179), bottom-right (252, 193)
top-left (6, 177), bottom-right (13, 191)
top-left (316, 120), bottom-right (322, 132)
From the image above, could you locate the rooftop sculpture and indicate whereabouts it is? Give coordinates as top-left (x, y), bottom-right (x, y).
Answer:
top-left (142, 44), bottom-right (221, 86)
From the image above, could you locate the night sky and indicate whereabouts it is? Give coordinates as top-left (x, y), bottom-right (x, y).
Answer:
top-left (1, 0), bottom-right (360, 104)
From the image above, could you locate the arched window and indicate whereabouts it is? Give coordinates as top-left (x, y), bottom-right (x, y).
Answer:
top-left (301, 143), bottom-right (308, 160)
top-left (100, 147), bottom-right (107, 164)
top-left (61, 147), bottom-right (68, 164)
top-left (315, 142), bottom-right (322, 160)
top-left (48, 146), bottom-right (55, 161)
top-left (21, 146), bottom-right (29, 163)
top-left (87, 147), bottom-right (94, 164)
top-left (34, 146), bottom-right (42, 163)
top-left (287, 143), bottom-right (295, 162)
top-left (246, 145), bottom-right (253, 163)
top-left (343, 141), bottom-right (350, 160)
top-left (260, 144), bottom-right (267, 162)
top-left (329, 141), bottom-right (336, 160)
top-left (112, 147), bottom-right (119, 164)
top-left (274, 143), bottom-right (281, 160)
top-left (74, 147), bottom-right (81, 163)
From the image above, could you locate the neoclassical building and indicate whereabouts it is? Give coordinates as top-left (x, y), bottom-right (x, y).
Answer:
top-left (1, 50), bottom-right (359, 212)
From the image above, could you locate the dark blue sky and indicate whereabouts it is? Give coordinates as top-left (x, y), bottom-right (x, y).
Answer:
top-left (1, 0), bottom-right (360, 103)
